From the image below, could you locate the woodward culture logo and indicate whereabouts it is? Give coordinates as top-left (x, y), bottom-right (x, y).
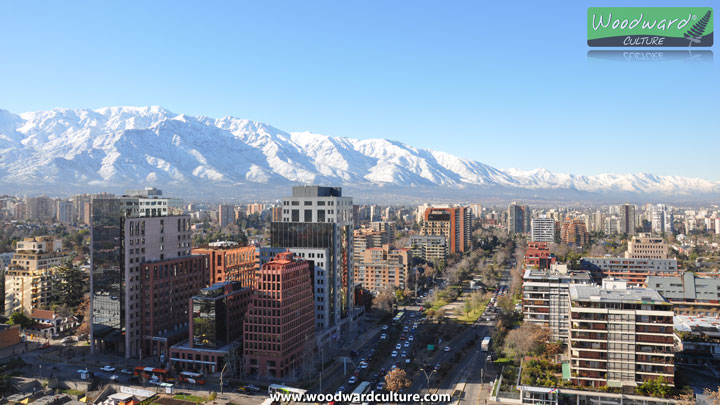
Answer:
top-left (588, 7), bottom-right (713, 47)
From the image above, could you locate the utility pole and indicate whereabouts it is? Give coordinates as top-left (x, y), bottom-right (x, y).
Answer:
top-left (419, 368), bottom-right (435, 394)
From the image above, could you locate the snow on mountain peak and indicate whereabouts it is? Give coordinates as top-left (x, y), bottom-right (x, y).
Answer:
top-left (0, 106), bottom-right (718, 198)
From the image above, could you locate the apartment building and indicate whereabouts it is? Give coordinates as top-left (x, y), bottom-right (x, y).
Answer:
top-left (531, 217), bottom-right (556, 243)
top-left (354, 246), bottom-right (411, 291)
top-left (561, 219), bottom-right (590, 247)
top-left (420, 206), bottom-right (471, 254)
top-left (580, 257), bottom-right (678, 287)
top-left (408, 235), bottom-right (448, 262)
top-left (4, 236), bottom-right (69, 316)
top-left (625, 235), bottom-right (668, 260)
top-left (568, 279), bottom-right (674, 388)
top-left (508, 202), bottom-right (531, 234)
top-left (646, 272), bottom-right (720, 316)
top-left (522, 267), bottom-right (593, 343)
top-left (524, 242), bottom-right (556, 269)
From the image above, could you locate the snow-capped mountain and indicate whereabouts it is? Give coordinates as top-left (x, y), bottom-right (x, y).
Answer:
top-left (1, 106), bottom-right (718, 199)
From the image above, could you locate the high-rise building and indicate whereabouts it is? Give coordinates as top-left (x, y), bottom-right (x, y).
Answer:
top-left (56, 200), bottom-right (74, 224)
top-left (170, 281), bottom-right (253, 374)
top-left (140, 254), bottom-right (208, 359)
top-left (508, 202), bottom-right (531, 234)
top-left (469, 204), bottom-right (483, 219)
top-left (354, 246), bottom-right (411, 291)
top-left (24, 196), bottom-right (56, 222)
top-left (90, 189), bottom-right (191, 358)
top-left (522, 267), bottom-right (593, 343)
top-left (561, 219), bottom-right (590, 247)
top-left (531, 217), bottom-right (556, 242)
top-left (568, 279), bottom-right (674, 388)
top-left (651, 204), bottom-right (673, 234)
top-left (192, 242), bottom-right (257, 286)
top-left (625, 235), bottom-right (668, 260)
top-left (218, 204), bottom-right (234, 228)
top-left (420, 206), bottom-right (471, 254)
top-left (4, 236), bottom-right (68, 316)
top-left (243, 252), bottom-right (315, 378)
top-left (618, 204), bottom-right (636, 235)
top-left (272, 186), bottom-right (353, 339)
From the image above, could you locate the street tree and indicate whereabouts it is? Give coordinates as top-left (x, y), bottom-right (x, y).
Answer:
top-left (384, 368), bottom-right (411, 392)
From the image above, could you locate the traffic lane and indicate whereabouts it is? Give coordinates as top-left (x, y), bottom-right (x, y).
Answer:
top-left (408, 324), bottom-right (488, 393)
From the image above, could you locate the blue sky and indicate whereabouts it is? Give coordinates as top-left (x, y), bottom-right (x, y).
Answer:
top-left (1, 1), bottom-right (718, 179)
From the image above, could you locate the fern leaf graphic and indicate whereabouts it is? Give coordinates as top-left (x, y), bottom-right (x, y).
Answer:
top-left (685, 10), bottom-right (712, 46)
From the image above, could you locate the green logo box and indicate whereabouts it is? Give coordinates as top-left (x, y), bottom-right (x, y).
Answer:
top-left (588, 7), bottom-right (713, 47)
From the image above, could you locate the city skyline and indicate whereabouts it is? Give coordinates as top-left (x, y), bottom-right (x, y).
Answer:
top-left (1, 1), bottom-right (719, 180)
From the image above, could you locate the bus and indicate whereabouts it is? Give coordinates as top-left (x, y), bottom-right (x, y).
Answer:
top-left (392, 311), bottom-right (405, 324)
top-left (481, 336), bottom-right (491, 352)
top-left (268, 384), bottom-right (307, 396)
top-left (178, 371), bottom-right (206, 385)
top-left (350, 381), bottom-right (372, 404)
top-left (133, 366), bottom-right (173, 382)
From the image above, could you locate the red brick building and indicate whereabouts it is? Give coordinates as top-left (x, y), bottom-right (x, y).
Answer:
top-left (561, 219), bottom-right (590, 247)
top-left (524, 242), bottom-right (556, 269)
top-left (192, 243), bottom-right (257, 286)
top-left (243, 252), bottom-right (315, 378)
top-left (140, 254), bottom-right (209, 360)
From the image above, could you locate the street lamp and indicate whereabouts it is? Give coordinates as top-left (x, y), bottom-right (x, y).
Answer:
top-left (419, 368), bottom-right (436, 393)
top-left (219, 363), bottom-right (228, 394)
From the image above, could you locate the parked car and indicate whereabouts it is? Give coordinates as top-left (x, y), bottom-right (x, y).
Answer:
top-left (120, 369), bottom-right (132, 375)
top-left (444, 346), bottom-right (451, 352)
top-left (381, 325), bottom-right (389, 330)
top-left (100, 365), bottom-right (115, 372)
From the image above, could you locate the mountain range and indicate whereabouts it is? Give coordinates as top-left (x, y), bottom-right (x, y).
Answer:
top-left (0, 106), bottom-right (717, 202)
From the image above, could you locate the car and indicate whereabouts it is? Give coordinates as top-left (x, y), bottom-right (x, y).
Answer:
top-left (487, 355), bottom-right (492, 362)
top-left (444, 346), bottom-right (451, 352)
top-left (109, 375), bottom-right (119, 381)
top-left (100, 365), bottom-right (115, 372)
top-left (120, 368), bottom-right (132, 375)
top-left (404, 341), bottom-right (410, 348)
top-left (360, 361), bottom-right (369, 369)
top-left (381, 325), bottom-right (389, 330)
top-left (434, 363), bottom-right (441, 371)
top-left (391, 351), bottom-right (398, 357)
top-left (401, 351), bottom-right (407, 357)
top-left (405, 358), bottom-right (411, 364)
top-left (77, 368), bottom-right (89, 374)
top-left (348, 376), bottom-right (357, 384)
top-left (408, 335), bottom-right (414, 342)
top-left (391, 364), bottom-right (397, 370)
top-left (376, 382), bottom-right (385, 391)
top-left (395, 343), bottom-right (402, 350)
top-left (245, 385), bottom-right (260, 393)
top-left (380, 333), bottom-right (387, 340)
top-left (403, 326), bottom-right (409, 332)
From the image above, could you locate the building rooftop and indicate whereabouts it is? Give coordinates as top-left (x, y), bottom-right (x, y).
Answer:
top-left (674, 315), bottom-right (720, 336)
top-left (569, 281), bottom-right (668, 304)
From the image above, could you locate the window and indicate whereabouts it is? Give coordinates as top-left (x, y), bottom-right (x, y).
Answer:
top-left (304, 210), bottom-right (312, 222)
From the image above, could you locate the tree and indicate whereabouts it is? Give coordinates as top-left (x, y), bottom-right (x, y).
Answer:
top-left (374, 287), bottom-right (396, 313)
top-left (503, 324), bottom-right (551, 361)
top-left (497, 295), bottom-right (514, 313)
top-left (636, 376), bottom-right (673, 398)
top-left (75, 296), bottom-right (91, 338)
top-left (8, 312), bottom-right (34, 328)
top-left (703, 386), bottom-right (720, 405)
top-left (52, 263), bottom-right (88, 308)
top-left (384, 368), bottom-right (411, 392)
